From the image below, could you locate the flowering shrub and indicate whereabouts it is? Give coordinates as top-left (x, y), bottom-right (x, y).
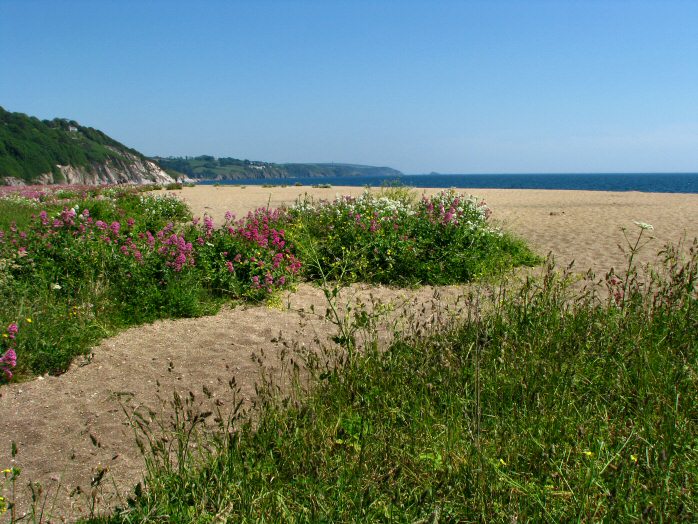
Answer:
top-left (288, 189), bottom-right (538, 285)
top-left (193, 208), bottom-right (301, 300)
top-left (0, 192), bottom-right (300, 375)
top-left (0, 185), bottom-right (537, 377)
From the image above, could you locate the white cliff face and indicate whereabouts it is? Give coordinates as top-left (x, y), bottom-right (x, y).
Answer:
top-left (0, 176), bottom-right (26, 186)
top-left (23, 152), bottom-right (177, 186)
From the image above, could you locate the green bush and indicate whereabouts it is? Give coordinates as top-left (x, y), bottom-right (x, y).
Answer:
top-left (288, 189), bottom-right (539, 285)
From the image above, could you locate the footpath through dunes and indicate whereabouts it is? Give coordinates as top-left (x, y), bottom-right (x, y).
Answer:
top-left (0, 186), bottom-right (696, 521)
top-left (0, 281), bottom-right (472, 520)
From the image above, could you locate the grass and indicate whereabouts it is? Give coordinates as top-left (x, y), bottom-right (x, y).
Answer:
top-left (87, 234), bottom-right (697, 522)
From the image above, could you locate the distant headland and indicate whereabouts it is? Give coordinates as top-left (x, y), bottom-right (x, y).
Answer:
top-left (154, 156), bottom-right (403, 181)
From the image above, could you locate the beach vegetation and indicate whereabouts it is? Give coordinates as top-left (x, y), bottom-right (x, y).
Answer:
top-left (288, 189), bottom-right (538, 285)
top-left (91, 236), bottom-right (698, 522)
top-left (0, 185), bottom-right (535, 379)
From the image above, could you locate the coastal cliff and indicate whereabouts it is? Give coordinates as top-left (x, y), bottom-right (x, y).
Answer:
top-left (0, 106), bottom-right (176, 186)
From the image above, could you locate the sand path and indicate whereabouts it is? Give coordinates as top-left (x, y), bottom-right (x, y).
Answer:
top-left (0, 186), bottom-right (696, 521)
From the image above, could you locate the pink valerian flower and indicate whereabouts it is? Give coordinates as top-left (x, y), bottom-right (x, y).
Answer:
top-left (224, 211), bottom-right (233, 222)
top-left (95, 220), bottom-right (107, 230)
top-left (251, 275), bottom-right (261, 288)
top-left (264, 272), bottom-right (274, 286)
top-left (110, 222), bottom-right (121, 235)
top-left (60, 208), bottom-right (77, 225)
top-left (127, 218), bottom-right (135, 227)
top-left (7, 323), bottom-right (18, 339)
top-left (145, 231), bottom-right (156, 248)
top-left (203, 215), bottom-right (214, 237)
top-left (0, 348), bottom-right (17, 380)
top-left (82, 209), bottom-right (90, 218)
top-left (160, 233), bottom-right (195, 271)
top-left (226, 261), bottom-right (234, 272)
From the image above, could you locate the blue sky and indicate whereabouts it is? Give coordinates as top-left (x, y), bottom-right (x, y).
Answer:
top-left (1, 0), bottom-right (697, 173)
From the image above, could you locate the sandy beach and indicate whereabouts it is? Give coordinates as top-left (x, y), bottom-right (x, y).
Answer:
top-left (1, 185), bottom-right (696, 520)
top-left (173, 184), bottom-right (698, 276)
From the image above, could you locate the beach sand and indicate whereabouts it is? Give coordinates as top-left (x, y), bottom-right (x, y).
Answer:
top-left (173, 184), bottom-right (698, 275)
top-left (1, 186), bottom-right (696, 520)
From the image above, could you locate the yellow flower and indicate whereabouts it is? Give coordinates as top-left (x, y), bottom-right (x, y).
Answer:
top-left (583, 450), bottom-right (594, 458)
top-left (1, 334), bottom-right (7, 338)
top-left (499, 458), bottom-right (507, 466)
top-left (631, 454), bottom-right (638, 463)
top-left (25, 318), bottom-right (32, 323)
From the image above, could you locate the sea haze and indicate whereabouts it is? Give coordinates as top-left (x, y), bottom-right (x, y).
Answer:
top-left (200, 173), bottom-right (698, 194)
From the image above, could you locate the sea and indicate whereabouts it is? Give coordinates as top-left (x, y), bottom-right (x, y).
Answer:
top-left (198, 172), bottom-right (698, 194)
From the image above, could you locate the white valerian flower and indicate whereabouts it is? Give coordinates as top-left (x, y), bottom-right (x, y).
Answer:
top-left (51, 283), bottom-right (62, 290)
top-left (633, 221), bottom-right (654, 231)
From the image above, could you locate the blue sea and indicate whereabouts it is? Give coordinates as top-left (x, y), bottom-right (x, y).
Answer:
top-left (199, 173), bottom-right (698, 194)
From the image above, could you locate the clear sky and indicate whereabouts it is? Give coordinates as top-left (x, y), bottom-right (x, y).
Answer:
top-left (1, 0), bottom-right (697, 174)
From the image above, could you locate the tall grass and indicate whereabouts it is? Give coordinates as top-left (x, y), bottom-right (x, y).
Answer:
top-left (96, 236), bottom-right (697, 522)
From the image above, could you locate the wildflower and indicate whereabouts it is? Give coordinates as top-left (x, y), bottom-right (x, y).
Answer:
top-left (6, 323), bottom-right (18, 339)
top-left (631, 454), bottom-right (638, 463)
top-left (633, 221), bottom-right (654, 230)
top-left (25, 318), bottom-right (31, 323)
top-left (52, 283), bottom-right (62, 290)
top-left (0, 348), bottom-right (17, 379)
top-left (583, 450), bottom-right (594, 458)
top-left (499, 458), bottom-right (507, 466)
